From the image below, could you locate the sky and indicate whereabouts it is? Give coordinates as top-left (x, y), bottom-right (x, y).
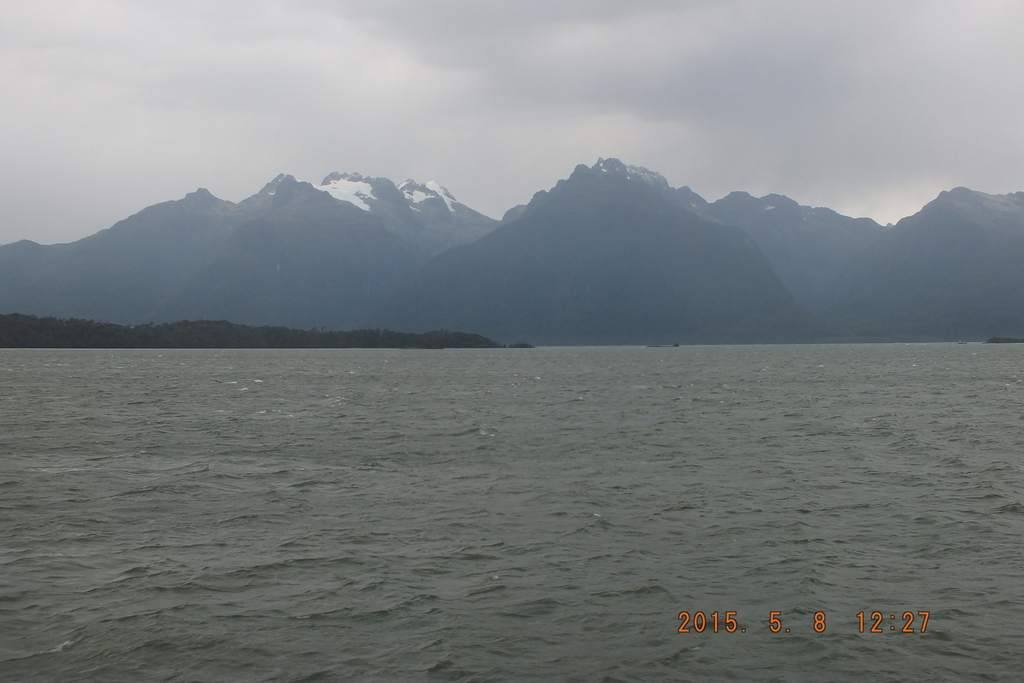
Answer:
top-left (2, 0), bottom-right (1024, 245)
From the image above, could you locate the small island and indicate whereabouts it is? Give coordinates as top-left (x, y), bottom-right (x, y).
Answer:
top-left (0, 314), bottom-right (519, 349)
top-left (985, 337), bottom-right (1024, 344)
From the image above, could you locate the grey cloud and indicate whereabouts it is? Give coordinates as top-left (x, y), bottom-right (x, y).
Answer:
top-left (2, 0), bottom-right (1023, 244)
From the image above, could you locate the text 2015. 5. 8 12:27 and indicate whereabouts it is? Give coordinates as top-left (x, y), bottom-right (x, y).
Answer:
top-left (677, 611), bottom-right (931, 634)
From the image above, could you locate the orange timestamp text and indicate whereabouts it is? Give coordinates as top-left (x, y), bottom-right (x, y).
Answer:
top-left (677, 610), bottom-right (931, 634)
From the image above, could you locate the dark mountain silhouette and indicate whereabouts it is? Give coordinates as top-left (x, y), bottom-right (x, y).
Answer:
top-left (368, 159), bottom-right (818, 344)
top-left (827, 187), bottom-right (1024, 339)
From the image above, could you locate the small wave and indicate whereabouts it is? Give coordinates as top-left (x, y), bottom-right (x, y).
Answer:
top-left (500, 597), bottom-right (561, 618)
top-left (467, 583), bottom-right (506, 597)
top-left (45, 640), bottom-right (74, 653)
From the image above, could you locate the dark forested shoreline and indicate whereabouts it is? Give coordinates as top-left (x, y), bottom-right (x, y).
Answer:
top-left (0, 314), bottom-right (505, 349)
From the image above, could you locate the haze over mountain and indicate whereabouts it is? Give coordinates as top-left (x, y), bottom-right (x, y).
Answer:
top-left (497, 163), bottom-right (888, 319)
top-left (153, 175), bottom-right (424, 329)
top-left (0, 171), bottom-right (496, 329)
top-left (2, 158), bottom-right (1023, 343)
top-left (0, 187), bottom-right (239, 325)
top-left (828, 187), bottom-right (1024, 339)
top-left (676, 190), bottom-right (888, 315)
top-left (369, 159), bottom-right (818, 345)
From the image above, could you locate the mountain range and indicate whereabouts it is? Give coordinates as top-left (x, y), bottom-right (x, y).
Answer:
top-left (0, 172), bottom-right (494, 330)
top-left (2, 159), bottom-right (1024, 344)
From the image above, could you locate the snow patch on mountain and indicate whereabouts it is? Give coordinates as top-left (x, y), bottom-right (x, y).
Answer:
top-left (404, 188), bottom-right (432, 204)
top-left (425, 181), bottom-right (458, 211)
top-left (398, 180), bottom-right (459, 213)
top-left (313, 173), bottom-right (375, 211)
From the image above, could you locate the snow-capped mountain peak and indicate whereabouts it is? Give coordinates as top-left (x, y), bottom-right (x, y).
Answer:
top-left (399, 179), bottom-right (460, 212)
top-left (305, 171), bottom-right (467, 216)
top-left (248, 170), bottom-right (496, 254)
top-left (313, 172), bottom-right (375, 211)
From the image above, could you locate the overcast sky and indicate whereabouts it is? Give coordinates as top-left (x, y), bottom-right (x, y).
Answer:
top-left (2, 0), bottom-right (1023, 245)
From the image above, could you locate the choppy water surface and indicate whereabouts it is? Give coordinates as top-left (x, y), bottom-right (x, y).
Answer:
top-left (2, 344), bottom-right (1023, 682)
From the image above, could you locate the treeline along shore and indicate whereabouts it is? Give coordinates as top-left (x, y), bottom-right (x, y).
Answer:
top-left (0, 314), bottom-right (518, 349)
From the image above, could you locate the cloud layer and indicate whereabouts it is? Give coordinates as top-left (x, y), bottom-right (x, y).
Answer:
top-left (2, 0), bottom-right (1023, 244)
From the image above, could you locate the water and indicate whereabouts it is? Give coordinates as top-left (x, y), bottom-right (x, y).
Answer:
top-left (2, 344), bottom-right (1023, 682)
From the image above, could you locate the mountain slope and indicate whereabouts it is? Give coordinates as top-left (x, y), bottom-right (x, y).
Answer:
top-left (155, 175), bottom-right (433, 328)
top-left (368, 159), bottom-right (817, 345)
top-left (0, 171), bottom-right (495, 327)
top-left (680, 191), bottom-right (887, 314)
top-left (0, 188), bottom-right (238, 323)
top-left (828, 187), bottom-right (1024, 338)
top-left (556, 160), bottom-right (888, 316)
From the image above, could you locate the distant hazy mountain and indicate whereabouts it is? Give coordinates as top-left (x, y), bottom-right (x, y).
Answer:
top-left (4, 159), bottom-right (1023, 343)
top-left (0, 187), bottom-right (238, 323)
top-left (828, 187), bottom-right (1024, 339)
top-left (527, 159), bottom-right (888, 316)
top-left (368, 159), bottom-right (817, 345)
top-left (0, 171), bottom-right (496, 327)
top-left (676, 190), bottom-right (887, 315)
top-left (153, 175), bottom-right (426, 329)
